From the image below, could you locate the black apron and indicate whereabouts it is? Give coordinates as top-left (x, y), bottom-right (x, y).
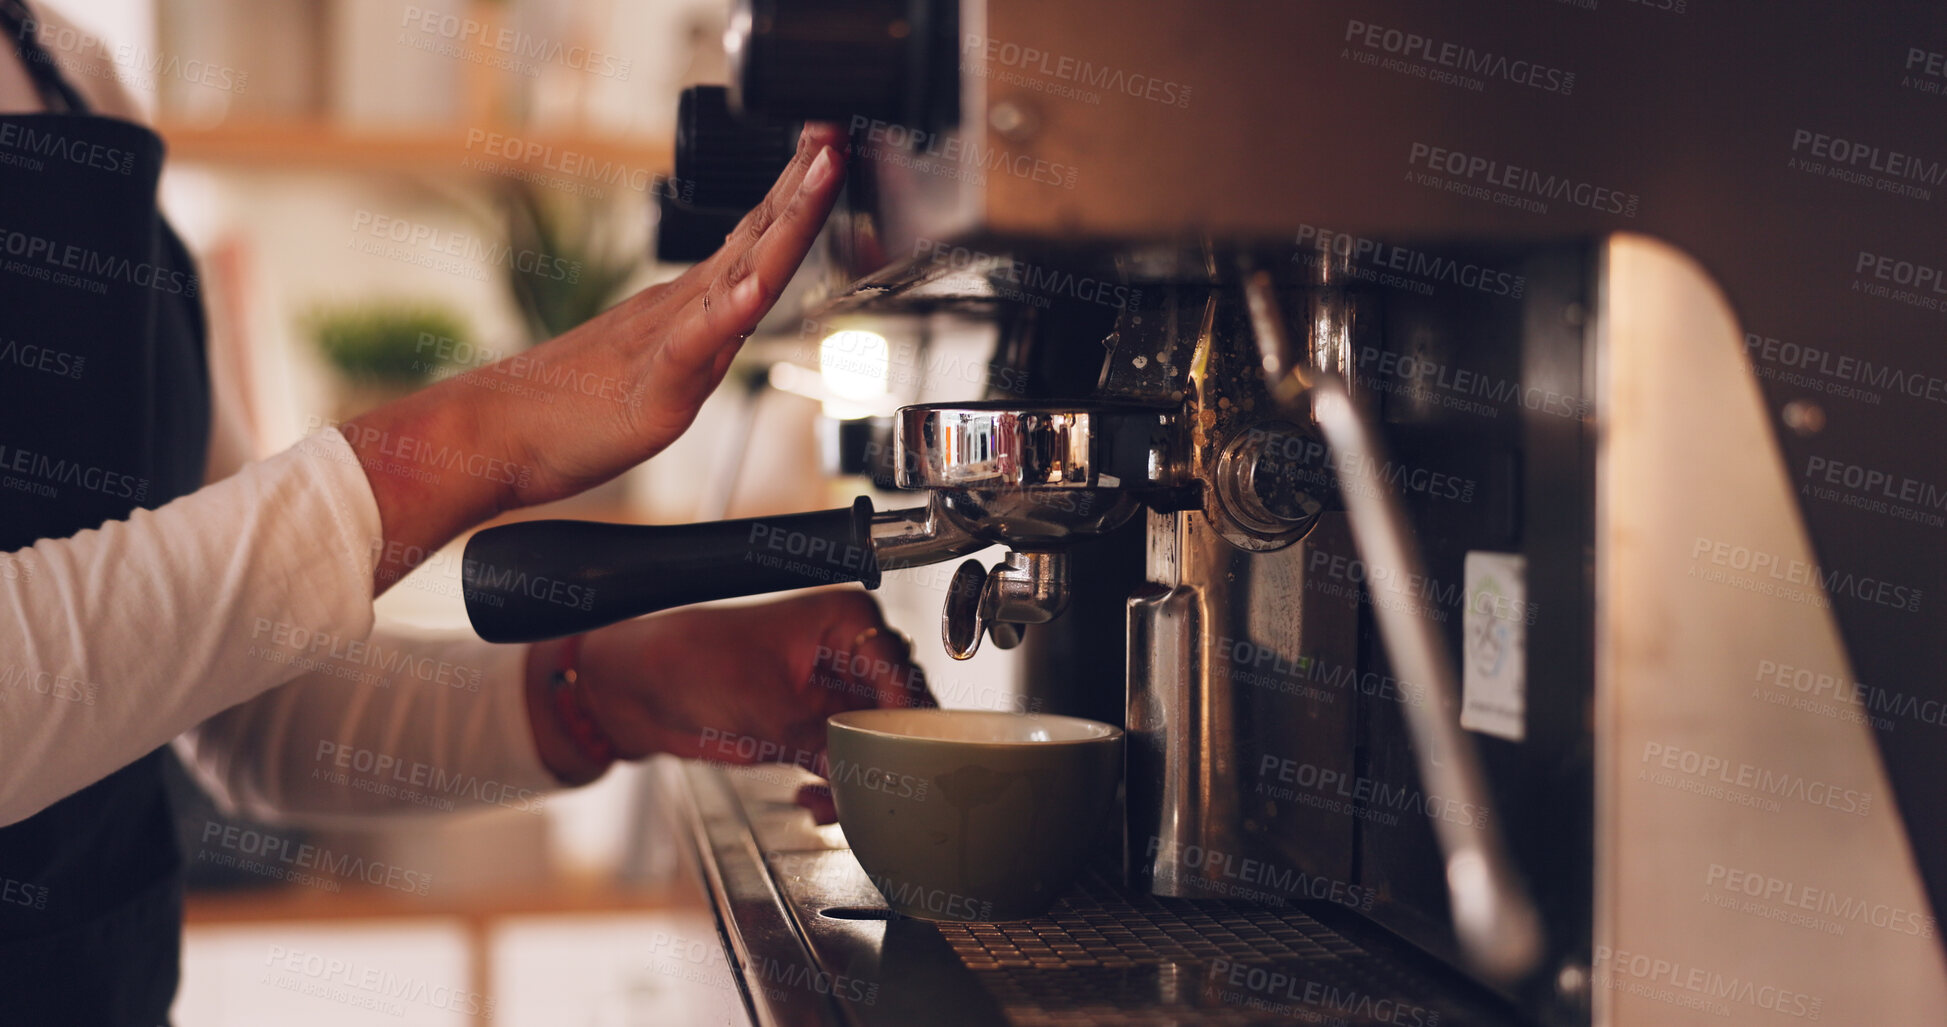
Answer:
top-left (0, 2), bottom-right (212, 1022)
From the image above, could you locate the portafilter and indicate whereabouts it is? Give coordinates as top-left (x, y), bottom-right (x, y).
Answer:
top-left (460, 401), bottom-right (1184, 650)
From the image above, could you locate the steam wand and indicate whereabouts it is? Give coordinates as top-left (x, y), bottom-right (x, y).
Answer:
top-left (1247, 271), bottom-right (1545, 983)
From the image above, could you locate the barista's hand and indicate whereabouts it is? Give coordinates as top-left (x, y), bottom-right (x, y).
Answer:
top-left (522, 591), bottom-right (933, 786)
top-left (342, 124), bottom-right (848, 593)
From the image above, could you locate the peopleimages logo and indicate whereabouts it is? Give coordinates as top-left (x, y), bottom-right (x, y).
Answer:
top-left (1790, 129), bottom-right (1946, 185)
top-left (960, 34), bottom-right (1192, 108)
top-left (399, 4), bottom-right (631, 79)
top-left (866, 871), bottom-right (992, 922)
top-left (0, 875), bottom-right (47, 911)
top-left (744, 521), bottom-right (874, 583)
top-left (1591, 946), bottom-right (1823, 1020)
top-left (826, 758), bottom-right (929, 801)
top-left (1208, 958), bottom-right (1439, 1026)
top-left (1754, 658), bottom-right (1947, 731)
top-left (801, 317), bottom-right (1031, 396)
top-left (1803, 454), bottom-right (1947, 528)
top-left (0, 441), bottom-right (149, 503)
top-left (1856, 251), bottom-right (1947, 292)
top-left (0, 227), bottom-right (197, 296)
top-left (262, 945), bottom-right (493, 1019)
top-left (748, 952), bottom-right (880, 1006)
top-left (461, 129), bottom-right (685, 199)
top-left (413, 332), bottom-right (641, 407)
top-left (348, 209), bottom-right (582, 284)
top-left (1344, 19), bottom-right (1575, 95)
top-left (911, 239), bottom-right (1142, 310)
top-left (1745, 331), bottom-right (1947, 407)
top-left (1214, 638), bottom-right (1427, 707)
top-left (847, 117), bottom-right (1079, 190)
top-left (1248, 428), bottom-right (1478, 504)
top-left (1705, 862), bottom-right (1936, 939)
top-left (1406, 143), bottom-right (1640, 217)
top-left (0, 121), bottom-right (134, 175)
top-left (0, 337), bottom-right (85, 379)
top-left (252, 618), bottom-right (484, 691)
top-left (15, 16), bottom-right (249, 95)
top-left (1356, 346), bottom-right (1590, 420)
top-left (1640, 742), bottom-right (1872, 816)
top-left (1849, 250), bottom-right (1947, 314)
top-left (810, 642), bottom-right (928, 703)
top-left (1146, 837), bottom-right (1379, 910)
top-left (1258, 755), bottom-right (1489, 829)
top-left (200, 822), bottom-right (433, 895)
top-left (1690, 535), bottom-right (1923, 613)
top-left (0, 662), bottom-right (100, 706)
top-left (1789, 128), bottom-right (1943, 201)
top-left (314, 740), bottom-right (546, 814)
top-left (328, 420), bottom-right (535, 490)
top-left (1308, 551), bottom-right (1534, 628)
top-left (1906, 47), bottom-right (1947, 95)
top-left (1295, 224), bottom-right (1527, 299)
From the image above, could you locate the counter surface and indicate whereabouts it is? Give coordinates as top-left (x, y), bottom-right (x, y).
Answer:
top-left (665, 760), bottom-right (1526, 1026)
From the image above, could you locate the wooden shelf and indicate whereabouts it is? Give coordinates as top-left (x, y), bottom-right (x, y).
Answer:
top-left (184, 873), bottom-right (709, 1011)
top-left (184, 875), bottom-right (683, 925)
top-left (157, 120), bottom-right (671, 179)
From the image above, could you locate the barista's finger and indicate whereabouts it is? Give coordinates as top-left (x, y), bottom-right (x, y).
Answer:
top-left (814, 651), bottom-right (880, 716)
top-left (819, 619), bottom-right (894, 711)
top-left (784, 717), bottom-right (834, 773)
top-left (902, 660), bottom-right (940, 709)
top-left (713, 122), bottom-right (845, 268)
top-left (661, 122), bottom-right (845, 310)
top-left (857, 630), bottom-right (932, 710)
top-left (889, 631), bottom-right (938, 708)
top-left (803, 595), bottom-right (902, 710)
top-left (666, 140), bottom-right (845, 368)
top-left (793, 783), bottom-right (839, 825)
top-left (655, 727), bottom-right (740, 765)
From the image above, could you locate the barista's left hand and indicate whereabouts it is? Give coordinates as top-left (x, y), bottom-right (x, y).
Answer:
top-left (523, 591), bottom-right (931, 788)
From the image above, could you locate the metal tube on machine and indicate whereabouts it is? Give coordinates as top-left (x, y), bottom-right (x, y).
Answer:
top-left (1308, 374), bottom-right (1545, 983)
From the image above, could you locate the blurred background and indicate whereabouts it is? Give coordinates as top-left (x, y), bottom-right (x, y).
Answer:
top-left (34, 1), bottom-right (1022, 1023)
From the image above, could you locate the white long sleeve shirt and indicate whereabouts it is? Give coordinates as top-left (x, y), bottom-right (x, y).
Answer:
top-left (0, 431), bottom-right (556, 828)
top-left (0, 2), bottom-right (559, 828)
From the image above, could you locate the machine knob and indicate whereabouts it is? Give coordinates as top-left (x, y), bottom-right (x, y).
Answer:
top-left (674, 85), bottom-right (799, 213)
top-left (1216, 422), bottom-right (1328, 537)
top-left (726, 0), bottom-right (956, 127)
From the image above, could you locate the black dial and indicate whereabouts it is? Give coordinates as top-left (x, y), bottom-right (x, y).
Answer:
top-left (726, 0), bottom-right (958, 130)
top-left (675, 84), bottom-right (799, 212)
top-left (1216, 422), bottom-right (1330, 542)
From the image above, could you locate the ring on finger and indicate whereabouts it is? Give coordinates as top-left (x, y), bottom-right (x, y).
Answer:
top-left (848, 626), bottom-right (882, 656)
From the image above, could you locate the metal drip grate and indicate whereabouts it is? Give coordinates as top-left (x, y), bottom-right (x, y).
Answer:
top-left (932, 876), bottom-right (1522, 1026)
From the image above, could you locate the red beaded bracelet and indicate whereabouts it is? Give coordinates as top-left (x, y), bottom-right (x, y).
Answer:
top-left (549, 635), bottom-right (618, 767)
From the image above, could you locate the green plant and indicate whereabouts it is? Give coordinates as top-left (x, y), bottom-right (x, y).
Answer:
top-left (305, 303), bottom-right (471, 387)
top-left (500, 181), bottom-right (642, 343)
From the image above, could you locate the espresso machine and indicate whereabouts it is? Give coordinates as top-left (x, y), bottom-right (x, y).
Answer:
top-left (464, 2), bottom-right (1947, 1023)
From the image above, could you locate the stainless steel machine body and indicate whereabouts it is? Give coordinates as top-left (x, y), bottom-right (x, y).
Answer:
top-left (490, 2), bottom-right (1947, 1024)
top-left (715, 1), bottom-right (1947, 1024)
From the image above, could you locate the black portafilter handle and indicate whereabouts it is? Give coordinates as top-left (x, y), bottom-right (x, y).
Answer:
top-left (463, 497), bottom-right (880, 644)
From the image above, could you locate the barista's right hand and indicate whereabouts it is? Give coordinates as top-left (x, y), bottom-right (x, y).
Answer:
top-left (564, 590), bottom-right (932, 770)
top-left (339, 123), bottom-right (848, 593)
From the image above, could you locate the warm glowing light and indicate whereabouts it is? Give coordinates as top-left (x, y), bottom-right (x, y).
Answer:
top-left (818, 330), bottom-right (891, 418)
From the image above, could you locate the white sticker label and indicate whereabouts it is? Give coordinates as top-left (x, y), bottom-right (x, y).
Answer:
top-left (1461, 551), bottom-right (1527, 742)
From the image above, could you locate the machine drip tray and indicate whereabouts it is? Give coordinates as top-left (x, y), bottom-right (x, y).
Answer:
top-left (671, 762), bottom-right (1525, 1027)
top-left (937, 876), bottom-right (1523, 1025)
